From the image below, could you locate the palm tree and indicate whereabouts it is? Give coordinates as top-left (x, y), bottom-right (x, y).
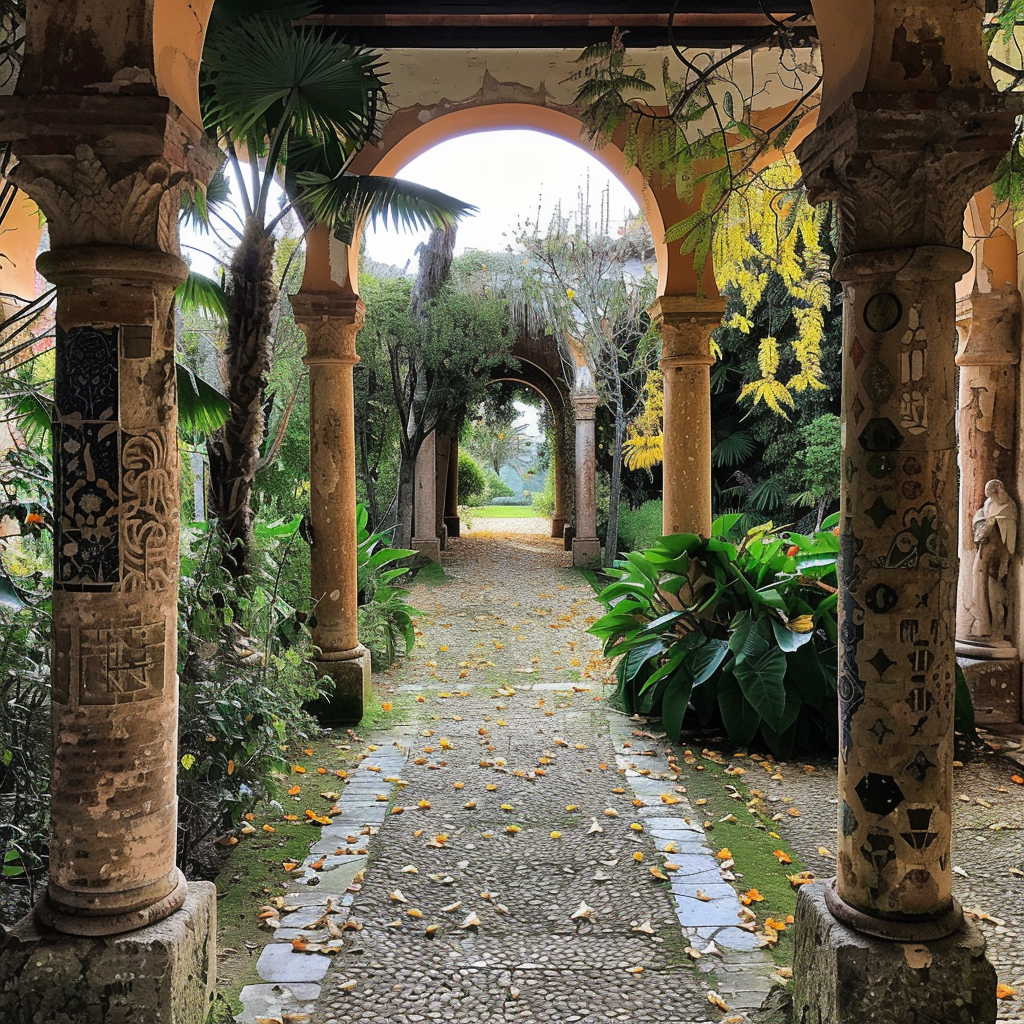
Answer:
top-left (192, 1), bottom-right (474, 575)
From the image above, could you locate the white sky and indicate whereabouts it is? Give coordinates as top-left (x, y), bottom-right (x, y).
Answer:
top-left (362, 129), bottom-right (639, 270)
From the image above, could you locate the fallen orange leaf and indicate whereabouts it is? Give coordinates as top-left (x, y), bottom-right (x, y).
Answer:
top-left (773, 849), bottom-right (792, 864)
top-left (996, 984), bottom-right (1015, 999)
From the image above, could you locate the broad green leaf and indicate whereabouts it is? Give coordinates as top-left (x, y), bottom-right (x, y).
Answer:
top-left (661, 673), bottom-right (694, 741)
top-left (733, 639), bottom-right (788, 732)
top-left (717, 671), bottom-right (761, 748)
top-left (770, 617), bottom-right (815, 653)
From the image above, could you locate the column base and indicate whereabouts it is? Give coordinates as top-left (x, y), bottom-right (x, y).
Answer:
top-left (0, 881), bottom-right (216, 1024)
top-left (411, 537), bottom-right (441, 562)
top-left (444, 515), bottom-right (461, 539)
top-left (572, 537), bottom-right (602, 567)
top-left (438, 524), bottom-right (448, 552)
top-left (957, 655), bottom-right (1022, 725)
top-left (308, 647), bottom-right (371, 725)
top-left (563, 525), bottom-right (575, 551)
top-left (793, 882), bottom-right (997, 1024)
top-left (551, 516), bottom-right (567, 539)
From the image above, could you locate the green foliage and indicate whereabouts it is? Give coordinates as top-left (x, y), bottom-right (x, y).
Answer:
top-left (589, 517), bottom-right (840, 758)
top-left (355, 505), bottom-right (418, 669)
top-left (616, 499), bottom-right (664, 554)
top-left (483, 469), bottom-right (514, 500)
top-left (176, 516), bottom-right (326, 871)
top-left (531, 464), bottom-right (556, 517)
top-left (457, 449), bottom-right (487, 506)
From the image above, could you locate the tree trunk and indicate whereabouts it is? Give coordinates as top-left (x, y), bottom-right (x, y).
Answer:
top-left (206, 218), bottom-right (277, 576)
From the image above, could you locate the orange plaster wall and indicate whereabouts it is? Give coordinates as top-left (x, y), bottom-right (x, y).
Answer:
top-left (153, 0), bottom-right (215, 131)
top-left (1, 191), bottom-right (45, 301)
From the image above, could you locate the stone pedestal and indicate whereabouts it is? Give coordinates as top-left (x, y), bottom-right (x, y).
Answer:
top-left (958, 656), bottom-right (1022, 726)
top-left (653, 295), bottom-right (724, 538)
top-left (563, 524), bottom-right (575, 551)
top-left (0, 883), bottom-right (216, 1024)
top-left (571, 537), bottom-right (602, 566)
top-left (793, 883), bottom-right (996, 1024)
top-left (444, 436), bottom-right (460, 539)
top-left (550, 515), bottom-right (567, 539)
top-left (309, 649), bottom-right (372, 726)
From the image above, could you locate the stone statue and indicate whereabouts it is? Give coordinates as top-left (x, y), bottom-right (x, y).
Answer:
top-left (969, 479), bottom-right (1017, 640)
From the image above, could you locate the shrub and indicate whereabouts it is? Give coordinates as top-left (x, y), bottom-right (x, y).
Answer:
top-left (176, 517), bottom-right (326, 872)
top-left (532, 468), bottom-right (555, 517)
top-left (589, 516), bottom-right (840, 758)
top-left (489, 495), bottom-right (529, 506)
top-left (617, 499), bottom-right (663, 553)
top-left (458, 450), bottom-right (487, 506)
top-left (483, 469), bottom-right (514, 500)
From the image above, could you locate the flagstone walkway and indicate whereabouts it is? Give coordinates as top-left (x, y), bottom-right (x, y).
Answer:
top-left (237, 519), bottom-right (778, 1024)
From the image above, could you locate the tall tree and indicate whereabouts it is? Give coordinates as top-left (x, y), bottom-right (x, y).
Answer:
top-left (507, 198), bottom-right (659, 567)
top-left (189, 0), bottom-right (474, 574)
top-left (359, 230), bottom-right (514, 548)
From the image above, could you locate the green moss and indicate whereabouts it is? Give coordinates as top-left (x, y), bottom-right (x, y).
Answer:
top-left (671, 749), bottom-right (806, 965)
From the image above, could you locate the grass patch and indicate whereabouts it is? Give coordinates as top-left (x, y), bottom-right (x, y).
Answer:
top-left (413, 560), bottom-right (447, 586)
top-left (463, 505), bottom-right (538, 518)
top-left (670, 745), bottom-right (807, 965)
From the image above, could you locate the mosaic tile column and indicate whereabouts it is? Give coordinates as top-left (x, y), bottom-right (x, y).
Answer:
top-left (654, 296), bottom-right (725, 539)
top-left (291, 292), bottom-right (371, 717)
top-left (39, 245), bottom-right (190, 935)
top-left (571, 392), bottom-right (600, 567)
top-left (797, 90), bottom-right (1015, 938)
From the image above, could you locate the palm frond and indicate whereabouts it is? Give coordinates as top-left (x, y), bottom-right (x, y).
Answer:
top-left (176, 270), bottom-right (229, 319)
top-left (10, 391), bottom-right (53, 444)
top-left (203, 20), bottom-right (386, 149)
top-left (296, 173), bottom-right (477, 244)
top-left (711, 429), bottom-right (756, 468)
top-left (180, 164), bottom-right (231, 234)
top-left (177, 364), bottom-right (230, 439)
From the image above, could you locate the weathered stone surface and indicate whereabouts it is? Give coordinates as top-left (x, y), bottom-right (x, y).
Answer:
top-left (793, 882), bottom-right (997, 1024)
top-left (308, 650), bottom-right (371, 726)
top-left (959, 658), bottom-right (1022, 726)
top-left (0, 882), bottom-right (215, 1024)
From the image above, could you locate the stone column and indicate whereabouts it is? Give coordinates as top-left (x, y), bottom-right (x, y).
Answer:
top-left (0, 88), bottom-right (217, 1022)
top-left (444, 436), bottom-right (461, 539)
top-left (291, 291), bottom-right (371, 724)
top-left (571, 392), bottom-right (601, 566)
top-left (792, 88), bottom-right (1012, 1024)
top-left (653, 296), bottom-right (725, 538)
top-left (551, 409), bottom-right (568, 539)
top-left (434, 432), bottom-right (451, 551)
top-left (413, 430), bottom-right (440, 561)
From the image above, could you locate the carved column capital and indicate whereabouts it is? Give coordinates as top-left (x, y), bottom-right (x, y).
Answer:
top-left (797, 90), bottom-right (1018, 255)
top-left (0, 94), bottom-right (218, 253)
top-left (571, 391), bottom-right (599, 420)
top-left (292, 292), bottom-right (365, 366)
top-left (956, 286), bottom-right (1022, 368)
top-left (651, 294), bottom-right (726, 367)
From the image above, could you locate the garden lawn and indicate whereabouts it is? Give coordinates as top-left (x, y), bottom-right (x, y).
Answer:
top-left (462, 505), bottom-right (538, 518)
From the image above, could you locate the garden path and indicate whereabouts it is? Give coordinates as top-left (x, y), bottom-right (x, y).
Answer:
top-left (237, 518), bottom-right (779, 1024)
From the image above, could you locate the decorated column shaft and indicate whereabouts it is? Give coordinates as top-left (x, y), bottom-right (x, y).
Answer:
top-left (1, 91), bottom-right (215, 933)
top-left (955, 287), bottom-right (1021, 648)
top-left (444, 436), bottom-right (460, 539)
top-left (291, 292), bottom-right (368, 670)
top-left (413, 430), bottom-right (440, 562)
top-left (571, 392), bottom-right (601, 566)
top-left (797, 90), bottom-right (1014, 937)
top-left (654, 296), bottom-right (725, 538)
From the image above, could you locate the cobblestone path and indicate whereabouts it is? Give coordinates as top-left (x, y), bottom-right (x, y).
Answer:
top-left (242, 520), bottom-right (775, 1024)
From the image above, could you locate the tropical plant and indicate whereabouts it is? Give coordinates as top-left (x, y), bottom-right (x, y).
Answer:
top-left (589, 516), bottom-right (841, 758)
top-left (189, 0), bottom-right (475, 573)
top-left (354, 504), bottom-right (418, 669)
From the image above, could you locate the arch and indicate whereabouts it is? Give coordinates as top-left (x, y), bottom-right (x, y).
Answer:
top-left (346, 104), bottom-right (673, 294)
